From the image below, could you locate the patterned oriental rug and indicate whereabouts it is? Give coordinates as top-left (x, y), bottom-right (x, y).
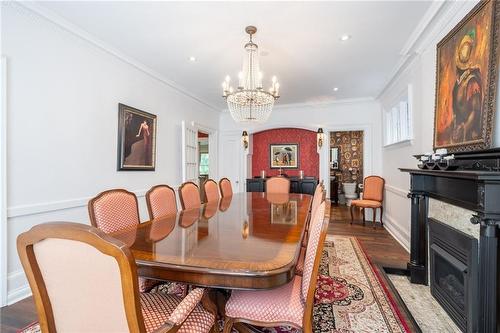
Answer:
top-left (20, 236), bottom-right (413, 333)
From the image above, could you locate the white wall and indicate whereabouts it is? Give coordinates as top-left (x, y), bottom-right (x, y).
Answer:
top-left (1, 3), bottom-right (218, 304)
top-left (378, 1), bottom-right (484, 251)
top-left (219, 99), bottom-right (383, 198)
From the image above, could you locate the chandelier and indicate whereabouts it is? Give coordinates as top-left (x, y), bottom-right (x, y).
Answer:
top-left (222, 26), bottom-right (280, 123)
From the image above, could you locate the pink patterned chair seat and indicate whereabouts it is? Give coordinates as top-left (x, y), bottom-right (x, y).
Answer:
top-left (139, 277), bottom-right (161, 292)
top-left (295, 247), bottom-right (305, 276)
top-left (225, 276), bottom-right (304, 328)
top-left (141, 290), bottom-right (215, 333)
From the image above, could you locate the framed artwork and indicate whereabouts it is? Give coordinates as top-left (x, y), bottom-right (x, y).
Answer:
top-left (117, 103), bottom-right (157, 171)
top-left (434, 0), bottom-right (500, 152)
top-left (270, 144), bottom-right (299, 169)
top-left (271, 201), bottom-right (298, 225)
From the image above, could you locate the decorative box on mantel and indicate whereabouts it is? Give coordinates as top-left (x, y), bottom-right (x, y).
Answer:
top-left (400, 166), bottom-right (500, 333)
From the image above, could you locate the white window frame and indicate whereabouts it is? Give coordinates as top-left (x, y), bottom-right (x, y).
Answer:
top-left (383, 84), bottom-right (413, 147)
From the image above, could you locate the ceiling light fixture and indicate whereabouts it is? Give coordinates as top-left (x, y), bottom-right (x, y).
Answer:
top-left (340, 34), bottom-right (351, 41)
top-left (222, 26), bottom-right (280, 123)
top-left (333, 87), bottom-right (339, 92)
top-left (189, 56), bottom-right (196, 62)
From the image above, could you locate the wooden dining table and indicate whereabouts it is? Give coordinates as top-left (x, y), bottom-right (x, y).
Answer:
top-left (111, 192), bottom-right (312, 290)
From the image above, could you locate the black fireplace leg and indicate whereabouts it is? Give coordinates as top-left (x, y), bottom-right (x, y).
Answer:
top-left (478, 220), bottom-right (499, 333)
top-left (407, 192), bottom-right (428, 285)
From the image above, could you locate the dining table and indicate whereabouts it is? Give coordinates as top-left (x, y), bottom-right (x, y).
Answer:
top-left (111, 192), bottom-right (312, 290)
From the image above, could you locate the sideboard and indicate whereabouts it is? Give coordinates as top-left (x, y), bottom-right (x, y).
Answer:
top-left (246, 177), bottom-right (318, 195)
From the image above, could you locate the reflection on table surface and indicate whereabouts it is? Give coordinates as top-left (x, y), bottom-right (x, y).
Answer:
top-left (112, 192), bottom-right (312, 273)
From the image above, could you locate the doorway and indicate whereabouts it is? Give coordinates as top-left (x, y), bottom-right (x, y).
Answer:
top-left (198, 131), bottom-right (209, 201)
top-left (329, 130), bottom-right (364, 206)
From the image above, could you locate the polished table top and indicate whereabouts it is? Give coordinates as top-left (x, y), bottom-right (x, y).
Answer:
top-left (112, 192), bottom-right (312, 289)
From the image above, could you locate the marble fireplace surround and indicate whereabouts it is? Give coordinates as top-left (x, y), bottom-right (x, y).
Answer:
top-left (428, 199), bottom-right (480, 240)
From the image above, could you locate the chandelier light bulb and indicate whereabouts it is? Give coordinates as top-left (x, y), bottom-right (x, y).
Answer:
top-left (272, 76), bottom-right (277, 83)
top-left (225, 75), bottom-right (230, 82)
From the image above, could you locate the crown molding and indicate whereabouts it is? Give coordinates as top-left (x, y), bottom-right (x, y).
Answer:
top-left (12, 1), bottom-right (221, 113)
top-left (221, 96), bottom-right (376, 113)
top-left (376, 1), bottom-right (470, 99)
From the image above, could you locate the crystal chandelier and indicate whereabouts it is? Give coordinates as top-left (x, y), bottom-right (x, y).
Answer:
top-left (222, 26), bottom-right (280, 123)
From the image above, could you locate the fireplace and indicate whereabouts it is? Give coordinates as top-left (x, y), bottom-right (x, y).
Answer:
top-left (429, 218), bottom-right (478, 332)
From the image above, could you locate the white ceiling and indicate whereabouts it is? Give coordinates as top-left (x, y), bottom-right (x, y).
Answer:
top-left (39, 1), bottom-right (433, 110)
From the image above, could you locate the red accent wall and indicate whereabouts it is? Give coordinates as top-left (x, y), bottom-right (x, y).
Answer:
top-left (252, 128), bottom-right (319, 178)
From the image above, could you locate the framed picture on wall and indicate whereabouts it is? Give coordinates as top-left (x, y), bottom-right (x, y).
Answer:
top-left (117, 103), bottom-right (157, 171)
top-left (434, 0), bottom-right (500, 152)
top-left (270, 144), bottom-right (299, 169)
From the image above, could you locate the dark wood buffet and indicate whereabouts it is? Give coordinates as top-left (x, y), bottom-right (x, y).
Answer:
top-left (246, 177), bottom-right (318, 195)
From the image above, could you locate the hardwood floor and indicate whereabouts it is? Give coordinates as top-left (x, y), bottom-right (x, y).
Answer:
top-left (0, 204), bottom-right (409, 332)
top-left (330, 204), bottom-right (409, 269)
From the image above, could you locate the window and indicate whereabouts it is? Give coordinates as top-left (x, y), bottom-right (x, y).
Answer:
top-left (384, 85), bottom-right (412, 146)
top-left (199, 153), bottom-right (209, 175)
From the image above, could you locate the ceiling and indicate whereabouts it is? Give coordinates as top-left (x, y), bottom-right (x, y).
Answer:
top-left (40, 1), bottom-right (433, 110)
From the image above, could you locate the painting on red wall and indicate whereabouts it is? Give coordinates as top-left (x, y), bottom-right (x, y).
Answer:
top-left (270, 144), bottom-right (299, 169)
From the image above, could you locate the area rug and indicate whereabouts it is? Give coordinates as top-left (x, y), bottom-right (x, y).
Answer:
top-left (19, 236), bottom-right (412, 333)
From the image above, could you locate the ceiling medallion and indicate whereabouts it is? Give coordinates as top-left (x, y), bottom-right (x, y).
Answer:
top-left (222, 26), bottom-right (280, 123)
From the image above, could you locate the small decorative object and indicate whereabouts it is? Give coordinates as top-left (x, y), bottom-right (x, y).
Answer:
top-left (242, 221), bottom-right (249, 239)
top-left (261, 170), bottom-right (266, 178)
top-left (242, 130), bottom-right (249, 149)
top-left (222, 26), bottom-right (280, 123)
top-left (434, 0), bottom-right (500, 152)
top-left (317, 128), bottom-right (324, 148)
top-left (117, 103), bottom-right (157, 171)
top-left (270, 144), bottom-right (299, 169)
top-left (299, 170), bottom-right (304, 179)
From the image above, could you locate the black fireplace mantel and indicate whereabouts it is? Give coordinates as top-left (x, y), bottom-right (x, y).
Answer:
top-left (400, 168), bottom-right (500, 333)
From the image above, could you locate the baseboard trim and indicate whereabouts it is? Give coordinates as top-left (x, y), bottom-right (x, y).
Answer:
top-left (383, 213), bottom-right (410, 253)
top-left (7, 270), bottom-right (31, 305)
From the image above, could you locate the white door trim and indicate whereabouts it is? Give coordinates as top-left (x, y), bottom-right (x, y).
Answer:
top-left (193, 122), bottom-right (218, 181)
top-left (1, 56), bottom-right (8, 306)
top-left (321, 124), bottom-right (373, 199)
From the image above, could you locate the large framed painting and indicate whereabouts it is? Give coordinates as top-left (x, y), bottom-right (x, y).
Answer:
top-left (270, 144), bottom-right (299, 169)
top-left (434, 0), bottom-right (500, 152)
top-left (117, 103), bottom-right (157, 171)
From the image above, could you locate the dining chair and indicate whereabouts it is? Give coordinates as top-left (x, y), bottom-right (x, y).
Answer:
top-left (17, 222), bottom-right (217, 333)
top-left (301, 184), bottom-right (324, 248)
top-left (179, 182), bottom-right (202, 210)
top-left (223, 200), bottom-right (328, 332)
top-left (146, 185), bottom-right (177, 220)
top-left (203, 179), bottom-right (220, 202)
top-left (350, 175), bottom-right (385, 228)
top-left (219, 178), bottom-right (233, 197)
top-left (88, 189), bottom-right (158, 292)
top-left (266, 176), bottom-right (291, 194)
top-left (298, 184), bottom-right (324, 274)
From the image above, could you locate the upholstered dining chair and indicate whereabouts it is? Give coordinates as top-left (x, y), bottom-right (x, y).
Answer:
top-left (298, 184), bottom-right (324, 275)
top-left (266, 176), bottom-right (291, 194)
top-left (179, 182), bottom-right (202, 210)
top-left (223, 200), bottom-right (329, 333)
top-left (350, 175), bottom-right (385, 228)
top-left (17, 222), bottom-right (217, 333)
top-left (203, 179), bottom-right (220, 202)
top-left (88, 189), bottom-right (158, 292)
top-left (146, 185), bottom-right (178, 220)
top-left (219, 178), bottom-right (233, 197)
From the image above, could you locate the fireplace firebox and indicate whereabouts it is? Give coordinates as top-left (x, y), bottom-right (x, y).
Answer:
top-left (429, 219), bottom-right (478, 332)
